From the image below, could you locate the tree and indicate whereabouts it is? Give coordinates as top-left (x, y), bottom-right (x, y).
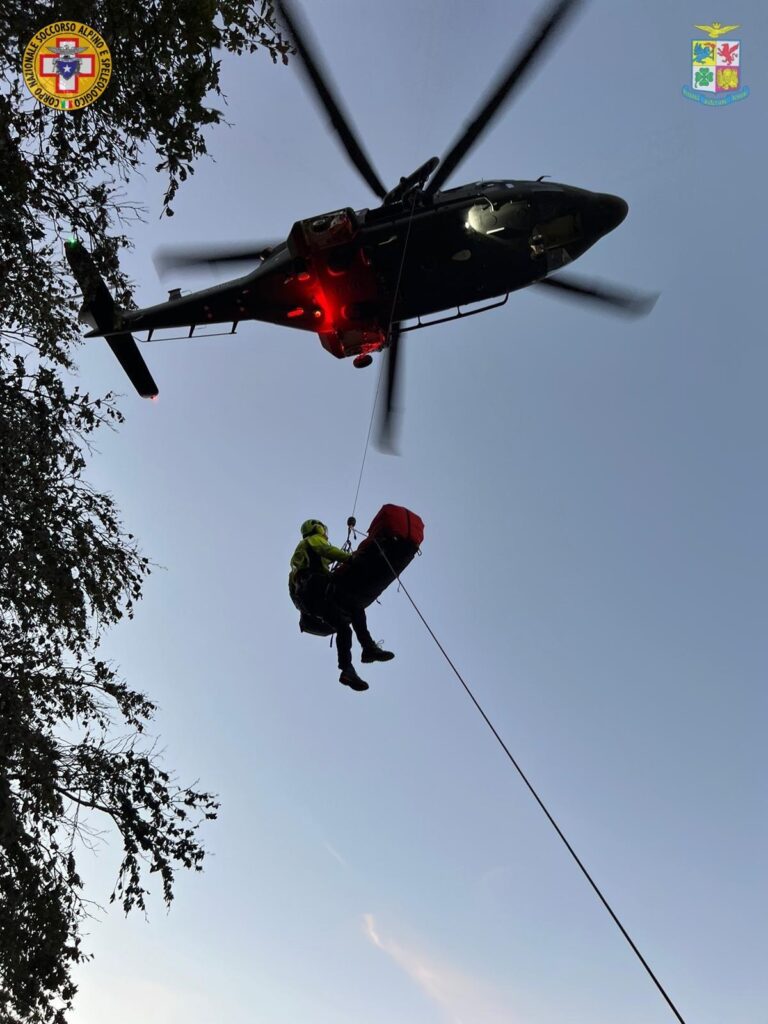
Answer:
top-left (0, 3), bottom-right (289, 1020)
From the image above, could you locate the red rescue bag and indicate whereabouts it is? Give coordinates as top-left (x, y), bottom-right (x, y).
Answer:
top-left (333, 504), bottom-right (424, 609)
top-left (366, 504), bottom-right (424, 547)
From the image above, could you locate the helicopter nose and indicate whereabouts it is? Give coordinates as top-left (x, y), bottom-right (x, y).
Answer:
top-left (583, 193), bottom-right (628, 237)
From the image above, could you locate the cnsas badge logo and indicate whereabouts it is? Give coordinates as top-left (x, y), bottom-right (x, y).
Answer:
top-left (683, 22), bottom-right (749, 106)
top-left (23, 21), bottom-right (111, 111)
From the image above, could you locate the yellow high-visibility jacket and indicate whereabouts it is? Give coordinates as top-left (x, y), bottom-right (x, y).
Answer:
top-left (289, 534), bottom-right (351, 593)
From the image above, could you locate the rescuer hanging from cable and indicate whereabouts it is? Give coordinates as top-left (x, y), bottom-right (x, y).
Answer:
top-left (289, 519), bottom-right (394, 692)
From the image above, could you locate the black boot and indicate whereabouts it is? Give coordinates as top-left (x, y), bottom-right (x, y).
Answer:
top-left (339, 666), bottom-right (369, 692)
top-left (361, 641), bottom-right (395, 664)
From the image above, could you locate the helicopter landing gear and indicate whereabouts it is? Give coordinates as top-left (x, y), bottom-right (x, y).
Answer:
top-left (353, 353), bottom-right (373, 369)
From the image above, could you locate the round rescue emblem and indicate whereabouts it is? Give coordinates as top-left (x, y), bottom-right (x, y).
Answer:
top-left (23, 21), bottom-right (111, 111)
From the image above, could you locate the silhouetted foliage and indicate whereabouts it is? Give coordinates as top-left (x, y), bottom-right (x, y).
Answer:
top-left (0, 3), bottom-right (289, 1020)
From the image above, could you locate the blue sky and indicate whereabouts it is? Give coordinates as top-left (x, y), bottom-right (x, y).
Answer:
top-left (63, 2), bottom-right (766, 1022)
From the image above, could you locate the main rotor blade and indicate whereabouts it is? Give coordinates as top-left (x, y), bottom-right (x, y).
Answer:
top-left (154, 243), bottom-right (280, 276)
top-left (276, 0), bottom-right (387, 200)
top-left (426, 0), bottom-right (585, 194)
top-left (534, 273), bottom-right (659, 316)
top-left (376, 323), bottom-right (403, 455)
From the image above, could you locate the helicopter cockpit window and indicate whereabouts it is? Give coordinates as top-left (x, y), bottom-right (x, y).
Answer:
top-left (536, 197), bottom-right (558, 219)
top-left (465, 199), bottom-right (533, 237)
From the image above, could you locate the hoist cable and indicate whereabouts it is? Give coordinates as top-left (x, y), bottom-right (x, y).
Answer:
top-left (350, 194), bottom-right (419, 518)
top-left (350, 361), bottom-right (384, 521)
top-left (364, 534), bottom-right (688, 1024)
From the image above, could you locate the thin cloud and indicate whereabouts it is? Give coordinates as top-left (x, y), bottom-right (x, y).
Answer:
top-left (322, 840), bottom-right (349, 868)
top-left (363, 913), bottom-right (522, 1024)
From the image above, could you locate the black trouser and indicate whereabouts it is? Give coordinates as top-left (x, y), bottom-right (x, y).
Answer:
top-left (296, 573), bottom-right (374, 670)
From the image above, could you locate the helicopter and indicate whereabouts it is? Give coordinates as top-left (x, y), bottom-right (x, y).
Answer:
top-left (66, 0), bottom-right (656, 449)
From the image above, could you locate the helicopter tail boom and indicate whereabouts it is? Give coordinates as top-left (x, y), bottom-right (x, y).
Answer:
top-left (65, 240), bottom-right (159, 399)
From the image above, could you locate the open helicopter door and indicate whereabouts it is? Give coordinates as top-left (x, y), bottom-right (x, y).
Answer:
top-left (287, 208), bottom-right (388, 360)
top-left (288, 207), bottom-right (359, 256)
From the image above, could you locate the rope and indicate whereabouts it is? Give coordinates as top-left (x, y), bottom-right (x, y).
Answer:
top-left (350, 194), bottom-right (419, 518)
top-left (369, 537), bottom-right (688, 1024)
top-left (350, 360), bottom-right (384, 520)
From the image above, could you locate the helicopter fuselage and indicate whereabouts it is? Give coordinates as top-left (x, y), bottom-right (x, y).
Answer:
top-left (100, 179), bottom-right (627, 361)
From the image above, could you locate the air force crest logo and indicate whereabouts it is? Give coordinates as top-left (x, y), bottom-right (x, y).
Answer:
top-left (683, 23), bottom-right (749, 105)
top-left (23, 21), bottom-right (111, 111)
